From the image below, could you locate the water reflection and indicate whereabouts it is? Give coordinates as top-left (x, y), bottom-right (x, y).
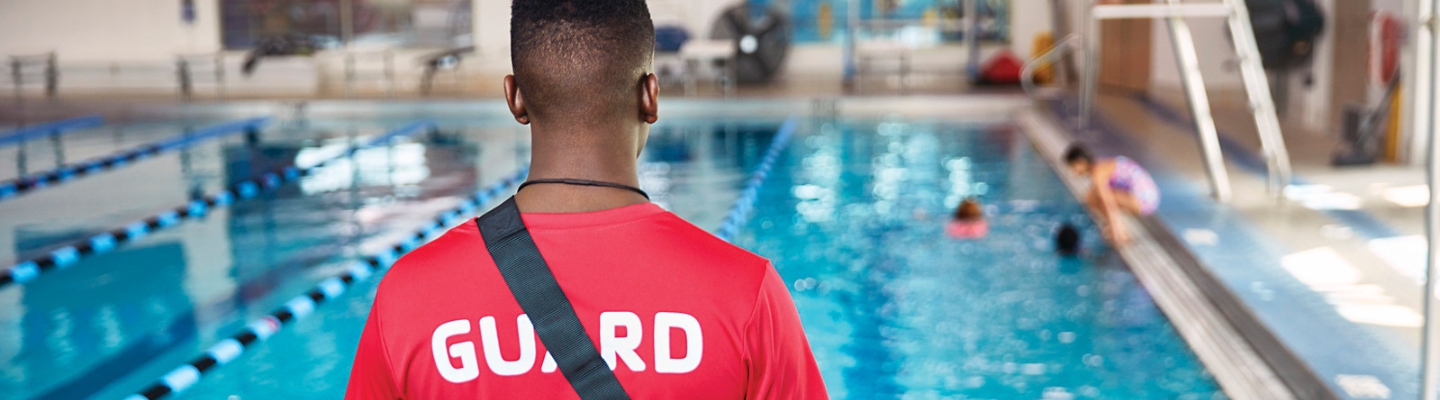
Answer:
top-left (160, 120), bottom-right (777, 399)
top-left (0, 126), bottom-right (487, 399)
top-left (17, 243), bottom-right (194, 400)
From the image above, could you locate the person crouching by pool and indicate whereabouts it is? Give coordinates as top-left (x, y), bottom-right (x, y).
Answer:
top-left (946, 198), bottom-right (989, 239)
top-left (1063, 145), bottom-right (1159, 245)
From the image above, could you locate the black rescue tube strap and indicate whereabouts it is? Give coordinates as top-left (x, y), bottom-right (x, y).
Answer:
top-left (476, 197), bottom-right (632, 400)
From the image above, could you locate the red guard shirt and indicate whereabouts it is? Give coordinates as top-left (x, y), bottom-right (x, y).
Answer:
top-left (346, 202), bottom-right (829, 399)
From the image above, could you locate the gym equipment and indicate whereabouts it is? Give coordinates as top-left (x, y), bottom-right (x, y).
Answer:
top-left (710, 3), bottom-right (792, 84)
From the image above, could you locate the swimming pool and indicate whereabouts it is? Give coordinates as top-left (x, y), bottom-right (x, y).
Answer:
top-left (0, 106), bottom-right (1223, 399)
top-left (737, 120), bottom-right (1224, 399)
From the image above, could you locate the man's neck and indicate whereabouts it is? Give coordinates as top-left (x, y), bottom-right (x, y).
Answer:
top-left (514, 120), bottom-right (648, 214)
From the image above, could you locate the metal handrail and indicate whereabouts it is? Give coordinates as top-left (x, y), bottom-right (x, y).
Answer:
top-left (1020, 34), bottom-right (1081, 98)
top-left (845, 0), bottom-right (983, 90)
top-left (1418, 1), bottom-right (1440, 398)
top-left (9, 52), bottom-right (58, 100)
top-left (176, 53), bottom-right (227, 99)
top-left (1078, 0), bottom-right (1292, 201)
top-left (856, 18), bottom-right (973, 33)
top-left (343, 49), bottom-right (396, 98)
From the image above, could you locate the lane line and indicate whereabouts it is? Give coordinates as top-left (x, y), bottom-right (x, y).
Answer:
top-left (716, 116), bottom-right (798, 242)
top-left (120, 166), bottom-right (529, 400)
top-left (120, 116), bottom-right (794, 399)
top-left (0, 117), bottom-right (271, 202)
top-left (0, 121), bottom-right (435, 289)
top-left (0, 115), bottom-right (104, 148)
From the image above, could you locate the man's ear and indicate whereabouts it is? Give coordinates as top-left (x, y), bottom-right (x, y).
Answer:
top-left (503, 75), bottom-right (530, 125)
top-left (639, 73), bottom-right (659, 124)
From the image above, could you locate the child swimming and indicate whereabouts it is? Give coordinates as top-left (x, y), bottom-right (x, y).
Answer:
top-left (946, 198), bottom-right (989, 239)
top-left (1064, 145), bottom-right (1159, 245)
top-left (1055, 223), bottom-right (1080, 256)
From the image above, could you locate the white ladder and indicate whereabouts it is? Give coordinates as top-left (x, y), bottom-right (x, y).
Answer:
top-left (1080, 0), bottom-right (1293, 202)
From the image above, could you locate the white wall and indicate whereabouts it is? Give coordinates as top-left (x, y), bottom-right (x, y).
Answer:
top-left (1149, 17), bottom-right (1243, 92)
top-left (472, 0), bottom-right (511, 65)
top-left (0, 0), bottom-right (221, 62)
top-left (470, 0), bottom-right (737, 71)
top-left (1009, 0), bottom-right (1054, 59)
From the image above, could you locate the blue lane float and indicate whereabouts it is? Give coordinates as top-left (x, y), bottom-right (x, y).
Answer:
top-left (716, 116), bottom-right (798, 242)
top-left (121, 166), bottom-right (530, 400)
top-left (0, 117), bottom-right (271, 202)
top-left (0, 121), bottom-right (436, 288)
top-left (0, 115), bottom-right (104, 148)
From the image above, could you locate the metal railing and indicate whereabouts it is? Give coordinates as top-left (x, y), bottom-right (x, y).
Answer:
top-left (176, 53), bottom-right (226, 99)
top-left (1417, 0), bottom-right (1440, 397)
top-left (343, 50), bottom-right (396, 98)
top-left (1079, 0), bottom-right (1292, 202)
top-left (9, 52), bottom-right (58, 100)
top-left (844, 0), bottom-right (983, 92)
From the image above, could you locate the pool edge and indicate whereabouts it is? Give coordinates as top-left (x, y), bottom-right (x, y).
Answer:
top-left (1015, 109), bottom-right (1313, 400)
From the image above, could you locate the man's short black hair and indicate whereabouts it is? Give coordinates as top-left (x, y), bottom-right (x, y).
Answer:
top-left (511, 0), bottom-right (655, 118)
top-left (1064, 144), bottom-right (1094, 165)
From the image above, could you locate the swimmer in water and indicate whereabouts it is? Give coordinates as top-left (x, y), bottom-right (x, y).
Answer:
top-left (946, 198), bottom-right (989, 239)
top-left (1056, 223), bottom-right (1080, 256)
top-left (1064, 144), bottom-right (1159, 246)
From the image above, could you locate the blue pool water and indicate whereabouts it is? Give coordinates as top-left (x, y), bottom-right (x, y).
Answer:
top-left (0, 112), bottom-right (1223, 399)
top-left (735, 121), bottom-right (1224, 399)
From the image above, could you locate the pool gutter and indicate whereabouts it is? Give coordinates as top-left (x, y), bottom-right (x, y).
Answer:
top-left (1016, 109), bottom-right (1304, 400)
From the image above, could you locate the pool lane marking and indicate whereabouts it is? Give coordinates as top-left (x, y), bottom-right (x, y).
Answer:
top-left (0, 115), bottom-right (104, 148)
top-left (120, 166), bottom-right (530, 400)
top-left (0, 121), bottom-right (435, 289)
top-left (0, 117), bottom-right (271, 203)
top-left (716, 116), bottom-right (798, 242)
top-left (119, 117), bottom-right (790, 399)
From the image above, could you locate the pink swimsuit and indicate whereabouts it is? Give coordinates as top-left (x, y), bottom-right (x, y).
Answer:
top-left (947, 220), bottom-right (989, 239)
top-left (1108, 157), bottom-right (1159, 215)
